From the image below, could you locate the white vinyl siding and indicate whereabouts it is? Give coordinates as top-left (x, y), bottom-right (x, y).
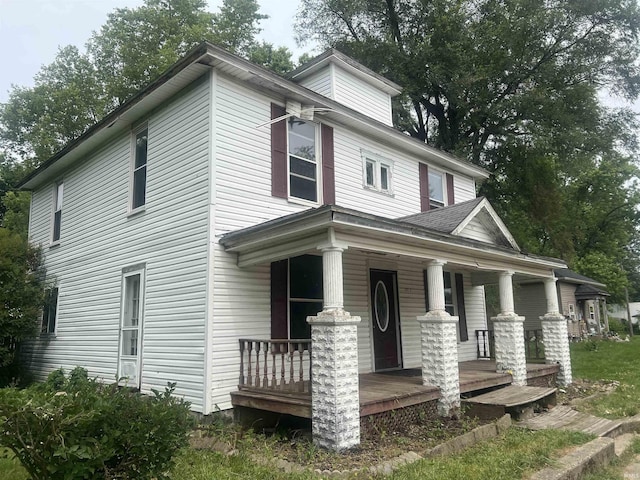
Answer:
top-left (458, 216), bottom-right (496, 243)
top-left (297, 69), bottom-right (333, 98)
top-left (332, 65), bottom-right (393, 126)
top-left (23, 74), bottom-right (211, 412)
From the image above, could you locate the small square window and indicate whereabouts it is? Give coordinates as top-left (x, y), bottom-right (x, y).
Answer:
top-left (42, 287), bottom-right (59, 334)
top-left (362, 151), bottom-right (393, 194)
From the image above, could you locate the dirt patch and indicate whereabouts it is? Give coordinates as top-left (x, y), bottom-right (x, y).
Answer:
top-left (557, 379), bottom-right (620, 406)
top-left (193, 415), bottom-right (491, 472)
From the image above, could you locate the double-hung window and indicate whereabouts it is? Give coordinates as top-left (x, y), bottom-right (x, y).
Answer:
top-left (289, 255), bottom-right (323, 339)
top-left (362, 151), bottom-right (393, 194)
top-left (288, 118), bottom-right (318, 202)
top-left (52, 181), bottom-right (63, 242)
top-left (42, 287), bottom-right (59, 334)
top-left (131, 126), bottom-right (148, 210)
top-left (428, 169), bottom-right (445, 209)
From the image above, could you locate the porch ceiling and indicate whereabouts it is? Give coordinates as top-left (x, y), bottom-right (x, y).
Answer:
top-left (219, 205), bottom-right (566, 279)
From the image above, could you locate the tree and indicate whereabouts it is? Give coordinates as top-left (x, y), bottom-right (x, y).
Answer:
top-left (295, 0), bottom-right (640, 297)
top-left (0, 228), bottom-right (46, 380)
top-left (0, 0), bottom-right (292, 168)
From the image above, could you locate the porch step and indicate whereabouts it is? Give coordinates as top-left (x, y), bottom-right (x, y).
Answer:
top-left (462, 385), bottom-right (557, 421)
top-left (519, 405), bottom-right (623, 437)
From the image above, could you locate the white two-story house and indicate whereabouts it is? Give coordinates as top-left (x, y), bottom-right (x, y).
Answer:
top-left (20, 43), bottom-right (572, 451)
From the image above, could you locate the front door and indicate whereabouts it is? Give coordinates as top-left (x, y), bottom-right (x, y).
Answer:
top-left (370, 269), bottom-right (402, 370)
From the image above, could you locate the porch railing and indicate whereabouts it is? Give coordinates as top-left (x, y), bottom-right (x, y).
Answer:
top-left (238, 339), bottom-right (312, 396)
top-left (475, 329), bottom-right (545, 361)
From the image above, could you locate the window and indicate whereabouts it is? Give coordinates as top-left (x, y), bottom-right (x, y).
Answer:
top-left (289, 255), bottom-right (323, 339)
top-left (428, 169), bottom-right (445, 209)
top-left (288, 118), bottom-right (318, 202)
top-left (568, 303), bottom-right (576, 319)
top-left (131, 126), bottom-right (148, 210)
top-left (362, 151), bottom-right (393, 194)
top-left (42, 287), bottom-right (59, 334)
top-left (118, 268), bottom-right (145, 387)
top-left (423, 270), bottom-right (468, 341)
top-left (52, 181), bottom-right (63, 242)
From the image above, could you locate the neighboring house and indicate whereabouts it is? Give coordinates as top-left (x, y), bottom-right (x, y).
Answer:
top-left (515, 269), bottom-right (610, 338)
top-left (608, 302), bottom-right (640, 325)
top-left (19, 43), bottom-right (573, 451)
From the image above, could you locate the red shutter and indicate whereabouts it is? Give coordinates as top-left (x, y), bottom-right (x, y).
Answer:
top-left (446, 173), bottom-right (455, 205)
top-left (455, 273), bottom-right (468, 341)
top-left (321, 124), bottom-right (335, 205)
top-left (271, 103), bottom-right (287, 198)
top-left (271, 260), bottom-right (288, 339)
top-left (419, 163), bottom-right (430, 212)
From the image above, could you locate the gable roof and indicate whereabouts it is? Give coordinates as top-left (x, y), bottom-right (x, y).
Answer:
top-left (575, 283), bottom-right (610, 299)
top-left (554, 268), bottom-right (607, 288)
top-left (397, 197), bottom-right (519, 250)
top-left (220, 204), bottom-right (566, 273)
top-left (286, 49), bottom-right (403, 96)
top-left (18, 41), bottom-right (489, 190)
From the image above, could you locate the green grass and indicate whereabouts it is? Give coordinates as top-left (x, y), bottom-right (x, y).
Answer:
top-left (387, 429), bottom-right (592, 480)
top-left (570, 336), bottom-right (640, 418)
top-left (0, 450), bottom-right (28, 480)
top-left (581, 437), bottom-right (640, 480)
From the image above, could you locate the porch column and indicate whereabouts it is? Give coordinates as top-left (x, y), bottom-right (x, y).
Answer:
top-left (491, 271), bottom-right (527, 385)
top-left (307, 236), bottom-right (361, 451)
top-left (416, 260), bottom-right (460, 416)
top-left (540, 277), bottom-right (572, 386)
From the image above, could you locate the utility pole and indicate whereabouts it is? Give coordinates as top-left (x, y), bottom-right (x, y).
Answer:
top-left (626, 286), bottom-right (634, 337)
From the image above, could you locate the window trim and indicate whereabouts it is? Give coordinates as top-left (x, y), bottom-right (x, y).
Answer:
top-left (287, 117), bottom-right (321, 205)
top-left (428, 168), bottom-right (446, 209)
top-left (129, 123), bottom-right (148, 214)
top-left (41, 287), bottom-right (59, 336)
top-left (51, 180), bottom-right (63, 245)
top-left (118, 267), bottom-right (145, 388)
top-left (361, 150), bottom-right (394, 195)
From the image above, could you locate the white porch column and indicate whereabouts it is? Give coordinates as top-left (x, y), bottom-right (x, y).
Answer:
top-left (307, 233), bottom-right (361, 451)
top-left (416, 260), bottom-right (460, 416)
top-left (491, 271), bottom-right (527, 385)
top-left (540, 277), bottom-right (572, 386)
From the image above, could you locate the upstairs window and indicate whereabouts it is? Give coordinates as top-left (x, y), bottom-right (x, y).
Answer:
top-left (288, 118), bottom-right (318, 202)
top-left (131, 126), bottom-right (148, 210)
top-left (52, 181), bottom-right (63, 242)
top-left (42, 287), bottom-right (59, 334)
top-left (428, 170), bottom-right (445, 209)
top-left (362, 151), bottom-right (393, 194)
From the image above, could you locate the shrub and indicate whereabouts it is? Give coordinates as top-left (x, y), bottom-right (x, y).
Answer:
top-left (0, 367), bottom-right (195, 479)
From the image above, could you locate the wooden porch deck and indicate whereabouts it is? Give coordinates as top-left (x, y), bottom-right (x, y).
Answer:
top-left (230, 360), bottom-right (560, 419)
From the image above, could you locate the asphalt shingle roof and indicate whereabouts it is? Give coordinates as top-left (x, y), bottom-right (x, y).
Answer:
top-left (397, 197), bottom-right (484, 233)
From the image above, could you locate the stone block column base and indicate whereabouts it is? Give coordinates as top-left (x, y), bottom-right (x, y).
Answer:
top-left (307, 309), bottom-right (361, 451)
top-left (417, 311), bottom-right (460, 416)
top-left (541, 313), bottom-right (573, 386)
top-left (491, 314), bottom-right (527, 385)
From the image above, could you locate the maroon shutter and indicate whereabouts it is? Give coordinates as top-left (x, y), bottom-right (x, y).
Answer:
top-left (446, 173), bottom-right (455, 205)
top-left (455, 273), bottom-right (468, 341)
top-left (271, 259), bottom-right (288, 339)
top-left (321, 124), bottom-right (335, 204)
top-left (271, 103), bottom-right (287, 198)
top-left (419, 163), bottom-right (430, 212)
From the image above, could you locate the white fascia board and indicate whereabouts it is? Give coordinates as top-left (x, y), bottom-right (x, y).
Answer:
top-left (451, 198), bottom-right (520, 250)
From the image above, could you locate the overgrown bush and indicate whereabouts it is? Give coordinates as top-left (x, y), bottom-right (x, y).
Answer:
top-left (0, 367), bottom-right (195, 479)
top-left (608, 317), bottom-right (627, 334)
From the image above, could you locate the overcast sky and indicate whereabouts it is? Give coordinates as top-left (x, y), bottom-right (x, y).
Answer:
top-left (0, 0), bottom-right (638, 113)
top-left (0, 0), bottom-right (314, 103)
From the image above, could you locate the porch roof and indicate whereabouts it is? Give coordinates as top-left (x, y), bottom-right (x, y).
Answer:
top-left (219, 204), bottom-right (566, 278)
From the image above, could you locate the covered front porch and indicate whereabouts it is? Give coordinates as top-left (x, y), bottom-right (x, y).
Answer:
top-left (230, 339), bottom-right (560, 419)
top-left (219, 203), bottom-right (571, 450)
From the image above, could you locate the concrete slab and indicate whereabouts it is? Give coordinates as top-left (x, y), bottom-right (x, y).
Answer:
top-left (530, 437), bottom-right (615, 480)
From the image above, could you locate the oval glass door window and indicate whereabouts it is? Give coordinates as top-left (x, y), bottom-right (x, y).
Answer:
top-left (374, 280), bottom-right (390, 332)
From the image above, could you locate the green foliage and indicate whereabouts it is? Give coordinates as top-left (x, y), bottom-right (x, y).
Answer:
top-left (0, 0), bottom-right (292, 167)
top-left (0, 367), bottom-right (195, 480)
top-left (295, 0), bottom-right (640, 297)
top-left (0, 229), bottom-right (46, 381)
top-left (607, 317), bottom-right (627, 335)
